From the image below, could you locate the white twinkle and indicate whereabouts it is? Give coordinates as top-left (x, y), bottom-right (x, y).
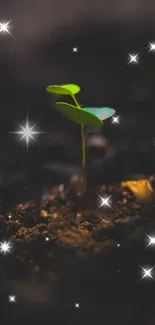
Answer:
top-left (97, 194), bottom-right (112, 209)
top-left (8, 117), bottom-right (43, 150)
top-left (146, 234), bottom-right (155, 247)
top-left (0, 241), bottom-right (12, 254)
top-left (0, 19), bottom-right (12, 36)
top-left (112, 116), bottom-right (119, 124)
top-left (128, 54), bottom-right (138, 64)
top-left (140, 266), bottom-right (154, 280)
top-left (149, 42), bottom-right (155, 52)
top-left (75, 303), bottom-right (80, 308)
top-left (8, 295), bottom-right (16, 303)
top-left (72, 47), bottom-right (78, 53)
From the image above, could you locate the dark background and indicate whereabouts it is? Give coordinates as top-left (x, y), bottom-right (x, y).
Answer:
top-left (0, 1), bottom-right (155, 324)
top-left (0, 1), bottom-right (155, 173)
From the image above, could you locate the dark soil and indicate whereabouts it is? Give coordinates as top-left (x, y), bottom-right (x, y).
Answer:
top-left (0, 176), bottom-right (155, 323)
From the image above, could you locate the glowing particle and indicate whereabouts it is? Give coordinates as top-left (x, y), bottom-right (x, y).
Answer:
top-left (75, 303), bottom-right (80, 308)
top-left (0, 19), bottom-right (12, 36)
top-left (45, 237), bottom-right (49, 241)
top-left (0, 241), bottom-right (12, 254)
top-left (97, 194), bottom-right (112, 209)
top-left (117, 244), bottom-right (120, 247)
top-left (149, 42), bottom-right (155, 51)
top-left (112, 116), bottom-right (119, 124)
top-left (8, 116), bottom-right (43, 150)
top-left (128, 54), bottom-right (138, 64)
top-left (140, 266), bottom-right (154, 280)
top-left (8, 295), bottom-right (16, 303)
top-left (72, 47), bottom-right (78, 53)
top-left (146, 234), bottom-right (155, 247)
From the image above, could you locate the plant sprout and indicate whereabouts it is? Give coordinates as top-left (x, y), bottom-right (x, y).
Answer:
top-left (46, 84), bottom-right (116, 186)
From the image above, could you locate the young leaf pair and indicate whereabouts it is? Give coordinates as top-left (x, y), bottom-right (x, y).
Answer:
top-left (46, 83), bottom-right (116, 184)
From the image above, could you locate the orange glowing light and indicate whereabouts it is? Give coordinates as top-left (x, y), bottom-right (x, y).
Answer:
top-left (121, 180), bottom-right (153, 200)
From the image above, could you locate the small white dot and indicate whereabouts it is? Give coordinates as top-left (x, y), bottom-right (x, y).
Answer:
top-left (8, 295), bottom-right (16, 303)
top-left (75, 303), bottom-right (80, 308)
top-left (117, 244), bottom-right (120, 247)
top-left (46, 237), bottom-right (49, 241)
top-left (8, 215), bottom-right (12, 219)
top-left (72, 47), bottom-right (78, 53)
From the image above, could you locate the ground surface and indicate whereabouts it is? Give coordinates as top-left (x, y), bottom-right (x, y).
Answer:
top-left (0, 177), bottom-right (155, 323)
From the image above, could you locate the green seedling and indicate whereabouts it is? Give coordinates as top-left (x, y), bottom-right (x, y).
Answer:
top-left (46, 83), bottom-right (116, 186)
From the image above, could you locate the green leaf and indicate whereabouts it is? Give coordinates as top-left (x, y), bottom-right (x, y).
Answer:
top-left (81, 107), bottom-right (116, 120)
top-left (46, 84), bottom-right (80, 95)
top-left (46, 85), bottom-right (71, 95)
top-left (55, 102), bottom-right (103, 126)
top-left (61, 84), bottom-right (80, 94)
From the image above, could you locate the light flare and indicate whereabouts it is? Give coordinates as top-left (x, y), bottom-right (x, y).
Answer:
top-left (112, 116), bottom-right (119, 124)
top-left (97, 194), bottom-right (112, 210)
top-left (0, 18), bottom-right (14, 37)
top-left (149, 42), bottom-right (155, 51)
top-left (146, 234), bottom-right (155, 247)
top-left (0, 241), bottom-right (12, 254)
top-left (7, 117), bottom-right (44, 150)
top-left (128, 53), bottom-right (139, 64)
top-left (140, 266), bottom-right (155, 281)
top-left (8, 295), bottom-right (16, 303)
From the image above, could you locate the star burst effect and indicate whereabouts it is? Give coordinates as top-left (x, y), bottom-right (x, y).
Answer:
top-left (8, 117), bottom-right (43, 150)
top-left (128, 53), bottom-right (139, 64)
top-left (8, 295), bottom-right (16, 303)
top-left (146, 234), bottom-right (155, 247)
top-left (72, 47), bottom-right (78, 53)
top-left (0, 19), bottom-right (13, 37)
top-left (0, 241), bottom-right (12, 254)
top-left (140, 266), bottom-right (155, 281)
top-left (112, 116), bottom-right (119, 124)
top-left (149, 42), bottom-right (155, 52)
top-left (97, 194), bottom-right (112, 210)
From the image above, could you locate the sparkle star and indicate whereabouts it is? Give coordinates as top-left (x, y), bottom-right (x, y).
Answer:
top-left (128, 53), bottom-right (138, 64)
top-left (0, 19), bottom-right (13, 37)
top-left (75, 303), bottom-right (80, 308)
top-left (0, 241), bottom-right (12, 254)
top-left (72, 47), bottom-right (78, 53)
top-left (8, 117), bottom-right (43, 150)
top-left (8, 295), bottom-right (16, 303)
top-left (146, 234), bottom-right (155, 247)
top-left (97, 194), bottom-right (112, 210)
top-left (112, 116), bottom-right (119, 124)
top-left (149, 42), bottom-right (155, 52)
top-left (140, 266), bottom-right (154, 280)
